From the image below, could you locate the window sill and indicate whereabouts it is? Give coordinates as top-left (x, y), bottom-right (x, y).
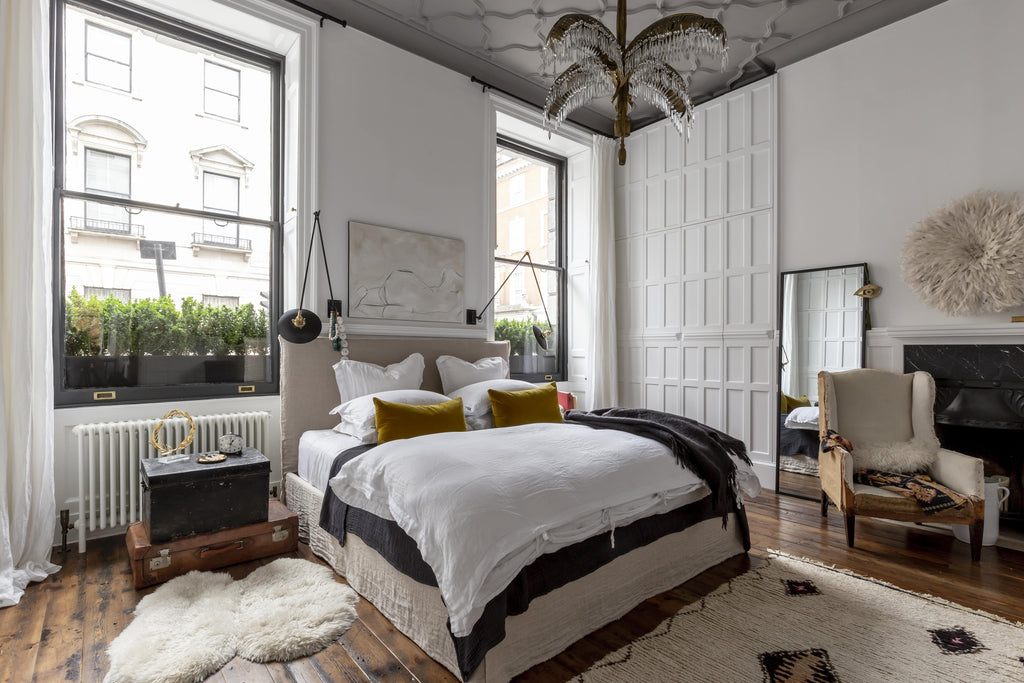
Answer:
top-left (72, 79), bottom-right (142, 102)
top-left (195, 112), bottom-right (248, 130)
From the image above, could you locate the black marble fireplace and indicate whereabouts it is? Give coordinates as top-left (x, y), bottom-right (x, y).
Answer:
top-left (905, 345), bottom-right (1024, 522)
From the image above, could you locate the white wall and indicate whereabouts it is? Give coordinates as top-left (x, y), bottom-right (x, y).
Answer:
top-left (778, 0), bottom-right (1024, 328)
top-left (312, 27), bottom-right (490, 338)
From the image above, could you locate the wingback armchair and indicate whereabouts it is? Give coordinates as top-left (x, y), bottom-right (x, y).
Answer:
top-left (817, 369), bottom-right (986, 561)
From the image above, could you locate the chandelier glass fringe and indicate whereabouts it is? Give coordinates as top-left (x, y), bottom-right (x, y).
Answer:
top-left (542, 1), bottom-right (727, 165)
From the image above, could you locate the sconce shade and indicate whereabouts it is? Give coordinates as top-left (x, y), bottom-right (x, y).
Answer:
top-left (279, 308), bottom-right (322, 344)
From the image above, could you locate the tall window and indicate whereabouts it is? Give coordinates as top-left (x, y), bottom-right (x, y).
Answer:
top-left (54, 0), bottom-right (281, 406)
top-left (85, 21), bottom-right (131, 91)
top-left (204, 61), bottom-right (240, 121)
top-left (495, 137), bottom-right (566, 382)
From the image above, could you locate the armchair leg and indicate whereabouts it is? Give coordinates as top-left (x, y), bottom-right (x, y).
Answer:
top-left (968, 519), bottom-right (984, 562)
top-left (843, 511), bottom-right (855, 548)
top-left (820, 491), bottom-right (829, 518)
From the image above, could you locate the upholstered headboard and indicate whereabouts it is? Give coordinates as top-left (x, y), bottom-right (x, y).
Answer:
top-left (280, 335), bottom-right (510, 477)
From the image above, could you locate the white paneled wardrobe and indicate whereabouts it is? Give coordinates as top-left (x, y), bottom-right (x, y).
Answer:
top-left (615, 76), bottom-right (776, 471)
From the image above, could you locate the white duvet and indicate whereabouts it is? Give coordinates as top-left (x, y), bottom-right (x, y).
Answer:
top-left (329, 422), bottom-right (761, 637)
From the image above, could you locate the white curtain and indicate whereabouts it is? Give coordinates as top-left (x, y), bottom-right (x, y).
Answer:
top-left (780, 273), bottom-right (800, 399)
top-left (1, 0), bottom-right (61, 607)
top-left (585, 136), bottom-right (618, 409)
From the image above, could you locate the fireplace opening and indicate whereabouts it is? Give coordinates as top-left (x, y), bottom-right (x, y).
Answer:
top-left (905, 344), bottom-right (1024, 527)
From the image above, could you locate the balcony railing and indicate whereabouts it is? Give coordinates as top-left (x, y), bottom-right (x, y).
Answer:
top-left (192, 232), bottom-right (252, 251)
top-left (69, 216), bottom-right (144, 238)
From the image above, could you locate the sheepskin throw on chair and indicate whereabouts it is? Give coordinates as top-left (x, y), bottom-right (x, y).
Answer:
top-left (902, 190), bottom-right (1024, 316)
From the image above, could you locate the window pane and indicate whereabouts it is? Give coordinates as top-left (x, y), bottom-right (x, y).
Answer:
top-left (87, 23), bottom-right (131, 63)
top-left (205, 61), bottom-right (240, 95)
top-left (496, 147), bottom-right (556, 267)
top-left (494, 266), bottom-right (559, 377)
top-left (62, 200), bottom-right (272, 390)
top-left (203, 172), bottom-right (239, 213)
top-left (85, 149), bottom-right (130, 196)
top-left (65, 5), bottom-right (272, 219)
top-left (204, 88), bottom-right (239, 120)
top-left (86, 55), bottom-right (131, 91)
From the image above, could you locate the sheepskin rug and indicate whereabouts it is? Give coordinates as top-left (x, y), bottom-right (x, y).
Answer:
top-left (902, 190), bottom-right (1024, 315)
top-left (852, 437), bottom-right (940, 473)
top-left (104, 558), bottom-right (359, 683)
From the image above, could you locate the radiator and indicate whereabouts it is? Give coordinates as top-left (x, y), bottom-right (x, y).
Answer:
top-left (71, 411), bottom-right (271, 552)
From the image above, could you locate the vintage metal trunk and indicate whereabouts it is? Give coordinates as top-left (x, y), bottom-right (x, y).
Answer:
top-left (126, 500), bottom-right (298, 589)
top-left (141, 448), bottom-right (270, 542)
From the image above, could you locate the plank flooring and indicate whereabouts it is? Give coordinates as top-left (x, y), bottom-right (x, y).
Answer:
top-left (2, 491), bottom-right (1022, 683)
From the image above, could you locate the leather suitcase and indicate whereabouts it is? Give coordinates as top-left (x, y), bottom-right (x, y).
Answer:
top-left (126, 499), bottom-right (298, 589)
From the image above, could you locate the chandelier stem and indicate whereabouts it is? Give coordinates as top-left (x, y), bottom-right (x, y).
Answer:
top-left (616, 0), bottom-right (627, 51)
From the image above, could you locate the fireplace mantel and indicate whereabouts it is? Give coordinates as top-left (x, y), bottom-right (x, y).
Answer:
top-left (867, 324), bottom-right (1024, 373)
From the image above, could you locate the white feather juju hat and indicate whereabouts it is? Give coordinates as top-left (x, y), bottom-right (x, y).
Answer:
top-left (901, 190), bottom-right (1024, 316)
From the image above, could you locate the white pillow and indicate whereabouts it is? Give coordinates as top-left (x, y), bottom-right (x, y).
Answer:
top-left (330, 389), bottom-right (449, 443)
top-left (332, 352), bottom-right (425, 405)
top-left (784, 406), bottom-right (820, 431)
top-left (436, 355), bottom-right (508, 395)
top-left (448, 378), bottom-right (537, 416)
top-left (465, 413), bottom-right (494, 431)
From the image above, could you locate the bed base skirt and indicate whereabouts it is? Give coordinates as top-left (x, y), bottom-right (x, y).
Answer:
top-left (285, 472), bottom-right (747, 682)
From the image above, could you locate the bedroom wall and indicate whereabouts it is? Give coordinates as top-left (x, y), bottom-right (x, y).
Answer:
top-left (777, 0), bottom-right (1024, 330)
top-left (312, 26), bottom-right (490, 338)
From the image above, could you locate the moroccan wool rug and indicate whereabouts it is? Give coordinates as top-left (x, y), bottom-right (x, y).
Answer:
top-left (104, 557), bottom-right (358, 683)
top-left (576, 551), bottom-right (1024, 682)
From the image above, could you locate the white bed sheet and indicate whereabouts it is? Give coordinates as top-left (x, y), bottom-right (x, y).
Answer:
top-left (298, 429), bottom-right (363, 491)
top-left (330, 422), bottom-right (761, 637)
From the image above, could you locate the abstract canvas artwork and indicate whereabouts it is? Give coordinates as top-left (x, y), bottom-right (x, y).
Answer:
top-left (348, 222), bottom-right (465, 322)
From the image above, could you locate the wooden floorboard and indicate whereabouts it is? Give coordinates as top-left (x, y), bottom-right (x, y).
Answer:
top-left (4, 491), bottom-right (1023, 683)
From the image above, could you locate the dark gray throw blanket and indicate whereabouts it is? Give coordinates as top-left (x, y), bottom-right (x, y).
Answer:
top-left (564, 407), bottom-right (751, 525)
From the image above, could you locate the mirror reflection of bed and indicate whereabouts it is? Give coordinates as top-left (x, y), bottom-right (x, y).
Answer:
top-left (777, 264), bottom-right (866, 500)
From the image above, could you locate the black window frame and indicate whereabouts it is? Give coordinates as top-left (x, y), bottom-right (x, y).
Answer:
top-left (495, 135), bottom-right (567, 383)
top-left (53, 0), bottom-right (284, 407)
top-left (84, 19), bottom-right (132, 92)
top-left (203, 59), bottom-right (241, 121)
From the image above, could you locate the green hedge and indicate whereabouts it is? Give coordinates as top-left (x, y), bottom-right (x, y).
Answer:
top-left (494, 318), bottom-right (540, 356)
top-left (65, 288), bottom-right (268, 357)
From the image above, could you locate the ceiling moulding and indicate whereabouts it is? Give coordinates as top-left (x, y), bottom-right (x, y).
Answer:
top-left (302, 0), bottom-right (949, 136)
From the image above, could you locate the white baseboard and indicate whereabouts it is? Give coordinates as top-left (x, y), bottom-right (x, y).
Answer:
top-left (750, 459), bottom-right (776, 492)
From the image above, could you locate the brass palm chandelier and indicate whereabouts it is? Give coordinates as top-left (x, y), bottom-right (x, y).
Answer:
top-left (543, 1), bottom-right (728, 165)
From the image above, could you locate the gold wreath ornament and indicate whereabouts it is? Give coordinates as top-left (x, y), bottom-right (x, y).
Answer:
top-left (151, 409), bottom-right (196, 456)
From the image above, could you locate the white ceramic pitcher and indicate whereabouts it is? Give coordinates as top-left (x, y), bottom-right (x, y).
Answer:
top-left (952, 477), bottom-right (1011, 546)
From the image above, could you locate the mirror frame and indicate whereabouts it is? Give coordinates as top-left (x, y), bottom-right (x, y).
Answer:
top-left (775, 263), bottom-right (868, 500)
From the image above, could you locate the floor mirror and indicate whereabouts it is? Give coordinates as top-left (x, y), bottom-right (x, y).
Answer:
top-left (776, 264), bottom-right (867, 500)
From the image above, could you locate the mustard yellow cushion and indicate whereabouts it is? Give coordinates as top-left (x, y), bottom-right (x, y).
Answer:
top-left (781, 392), bottom-right (812, 412)
top-left (488, 382), bottom-right (564, 428)
top-left (373, 397), bottom-right (467, 443)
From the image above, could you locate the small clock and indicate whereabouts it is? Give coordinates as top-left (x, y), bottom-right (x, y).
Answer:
top-left (217, 432), bottom-right (244, 456)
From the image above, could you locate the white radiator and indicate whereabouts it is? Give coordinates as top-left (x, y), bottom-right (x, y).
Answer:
top-left (71, 411), bottom-right (271, 552)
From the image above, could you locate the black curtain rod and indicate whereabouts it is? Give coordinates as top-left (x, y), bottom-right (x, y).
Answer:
top-left (470, 76), bottom-right (608, 138)
top-left (282, 0), bottom-right (347, 28)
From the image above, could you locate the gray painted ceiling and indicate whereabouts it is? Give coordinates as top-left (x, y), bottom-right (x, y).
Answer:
top-left (299, 0), bottom-right (948, 134)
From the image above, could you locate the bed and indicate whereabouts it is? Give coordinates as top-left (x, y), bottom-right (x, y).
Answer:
top-left (779, 407), bottom-right (822, 475)
top-left (281, 336), bottom-right (758, 682)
